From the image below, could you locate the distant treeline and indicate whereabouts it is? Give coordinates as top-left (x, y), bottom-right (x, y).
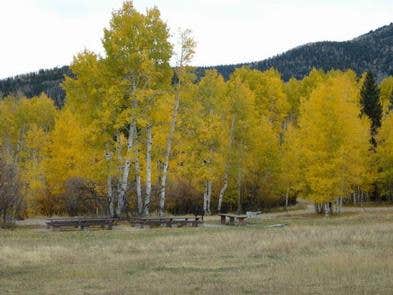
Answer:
top-left (0, 66), bottom-right (72, 107)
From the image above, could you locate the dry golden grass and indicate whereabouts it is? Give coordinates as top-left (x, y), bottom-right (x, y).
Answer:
top-left (1, 209), bottom-right (393, 294)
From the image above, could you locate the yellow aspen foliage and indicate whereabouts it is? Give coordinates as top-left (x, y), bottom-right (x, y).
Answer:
top-left (295, 72), bottom-right (372, 205)
top-left (232, 68), bottom-right (290, 131)
top-left (174, 70), bottom-right (227, 213)
top-left (44, 110), bottom-right (106, 194)
top-left (0, 95), bottom-right (57, 215)
top-left (379, 77), bottom-right (393, 114)
top-left (22, 126), bottom-right (51, 214)
top-left (279, 123), bottom-right (305, 194)
top-left (376, 113), bottom-right (393, 195)
top-left (0, 94), bottom-right (56, 153)
top-left (224, 74), bottom-right (281, 210)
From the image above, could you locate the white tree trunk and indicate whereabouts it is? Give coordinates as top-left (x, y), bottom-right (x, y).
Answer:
top-left (159, 86), bottom-right (181, 216)
top-left (134, 138), bottom-right (143, 216)
top-left (206, 180), bottom-right (212, 215)
top-left (203, 180), bottom-right (212, 215)
top-left (237, 168), bottom-right (242, 214)
top-left (203, 181), bottom-right (208, 215)
top-left (144, 124), bottom-right (152, 216)
top-left (324, 203), bottom-right (330, 216)
top-left (285, 187), bottom-right (289, 211)
top-left (339, 196), bottom-right (343, 214)
top-left (217, 115), bottom-right (236, 213)
top-left (116, 122), bottom-right (135, 216)
top-left (217, 174), bottom-right (228, 212)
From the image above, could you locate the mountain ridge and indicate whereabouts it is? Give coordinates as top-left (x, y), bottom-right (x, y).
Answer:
top-left (1, 23), bottom-right (393, 106)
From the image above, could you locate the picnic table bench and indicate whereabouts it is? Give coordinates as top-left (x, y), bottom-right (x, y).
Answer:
top-left (46, 217), bottom-right (117, 230)
top-left (219, 214), bottom-right (248, 225)
top-left (129, 216), bottom-right (203, 228)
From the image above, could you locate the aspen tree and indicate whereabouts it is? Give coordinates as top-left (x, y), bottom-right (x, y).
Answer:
top-left (64, 1), bottom-right (172, 216)
top-left (295, 72), bottom-right (371, 213)
top-left (177, 70), bottom-right (227, 214)
top-left (379, 77), bottom-right (393, 114)
top-left (102, 1), bottom-right (172, 216)
top-left (159, 29), bottom-right (196, 215)
top-left (376, 113), bottom-right (393, 200)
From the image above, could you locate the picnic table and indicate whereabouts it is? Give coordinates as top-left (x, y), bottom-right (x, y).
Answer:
top-left (129, 216), bottom-right (203, 228)
top-left (46, 217), bottom-right (117, 230)
top-left (219, 214), bottom-right (248, 225)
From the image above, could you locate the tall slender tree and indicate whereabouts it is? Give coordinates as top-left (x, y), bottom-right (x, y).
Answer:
top-left (158, 29), bottom-right (196, 216)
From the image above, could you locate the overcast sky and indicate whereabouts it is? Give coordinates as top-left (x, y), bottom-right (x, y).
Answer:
top-left (0, 0), bottom-right (392, 79)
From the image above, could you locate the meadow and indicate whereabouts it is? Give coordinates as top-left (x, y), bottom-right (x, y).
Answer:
top-left (1, 208), bottom-right (393, 294)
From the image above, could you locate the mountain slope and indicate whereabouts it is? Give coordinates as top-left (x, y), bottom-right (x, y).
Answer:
top-left (0, 66), bottom-right (71, 107)
top-left (198, 23), bottom-right (393, 81)
top-left (1, 23), bottom-right (393, 106)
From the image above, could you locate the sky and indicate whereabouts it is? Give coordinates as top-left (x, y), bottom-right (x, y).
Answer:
top-left (0, 0), bottom-right (392, 79)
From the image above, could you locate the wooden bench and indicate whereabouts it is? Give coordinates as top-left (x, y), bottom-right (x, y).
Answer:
top-left (219, 214), bottom-right (248, 225)
top-left (129, 216), bottom-right (202, 228)
top-left (46, 217), bottom-right (116, 230)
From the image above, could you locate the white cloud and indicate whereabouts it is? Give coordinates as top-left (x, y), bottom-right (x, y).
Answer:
top-left (0, 0), bottom-right (392, 78)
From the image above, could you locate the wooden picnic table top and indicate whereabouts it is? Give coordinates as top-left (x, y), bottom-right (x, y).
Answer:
top-left (46, 216), bottom-right (116, 230)
top-left (130, 216), bottom-right (201, 221)
top-left (129, 215), bottom-right (202, 228)
top-left (46, 217), bottom-right (116, 222)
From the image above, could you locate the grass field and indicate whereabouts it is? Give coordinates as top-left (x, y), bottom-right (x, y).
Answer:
top-left (1, 208), bottom-right (393, 294)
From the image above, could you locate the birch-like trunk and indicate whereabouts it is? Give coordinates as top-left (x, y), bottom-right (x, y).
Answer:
top-left (324, 203), bottom-right (329, 216)
top-left (285, 187), bottom-right (289, 211)
top-left (116, 123), bottom-right (135, 216)
top-left (236, 168), bottom-right (242, 214)
top-left (217, 174), bottom-right (228, 212)
top-left (159, 85), bottom-right (181, 216)
top-left (203, 181), bottom-right (208, 215)
top-left (204, 180), bottom-right (212, 215)
top-left (217, 116), bottom-right (236, 213)
top-left (339, 196), bottom-right (343, 214)
top-left (144, 124), bottom-right (152, 216)
top-left (134, 133), bottom-right (143, 215)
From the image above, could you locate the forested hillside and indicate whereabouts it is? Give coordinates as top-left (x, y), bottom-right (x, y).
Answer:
top-left (203, 23), bottom-right (393, 80)
top-left (0, 66), bottom-right (71, 107)
top-left (1, 23), bottom-right (393, 106)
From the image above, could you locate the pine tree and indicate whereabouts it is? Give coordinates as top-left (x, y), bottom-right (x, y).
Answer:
top-left (360, 71), bottom-right (383, 142)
